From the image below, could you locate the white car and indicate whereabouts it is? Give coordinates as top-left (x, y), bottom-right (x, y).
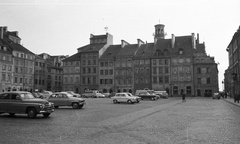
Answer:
top-left (66, 91), bottom-right (81, 98)
top-left (111, 93), bottom-right (139, 104)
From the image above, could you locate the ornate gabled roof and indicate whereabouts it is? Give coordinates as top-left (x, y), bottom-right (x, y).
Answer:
top-left (99, 45), bottom-right (122, 60)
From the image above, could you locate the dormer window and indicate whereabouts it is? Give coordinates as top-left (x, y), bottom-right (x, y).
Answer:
top-left (155, 50), bottom-right (161, 56)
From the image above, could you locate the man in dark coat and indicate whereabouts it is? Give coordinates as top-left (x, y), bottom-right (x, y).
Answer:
top-left (181, 91), bottom-right (186, 102)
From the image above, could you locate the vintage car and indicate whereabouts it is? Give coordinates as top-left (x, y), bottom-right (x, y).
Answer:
top-left (137, 92), bottom-right (158, 101)
top-left (47, 92), bottom-right (85, 109)
top-left (0, 91), bottom-right (54, 118)
top-left (111, 93), bottom-right (139, 104)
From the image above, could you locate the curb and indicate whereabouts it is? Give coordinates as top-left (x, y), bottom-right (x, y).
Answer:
top-left (223, 99), bottom-right (240, 107)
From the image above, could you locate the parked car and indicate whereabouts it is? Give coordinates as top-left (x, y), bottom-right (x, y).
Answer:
top-left (213, 93), bottom-right (220, 99)
top-left (66, 91), bottom-right (81, 98)
top-left (137, 92), bottom-right (158, 101)
top-left (0, 91), bottom-right (54, 118)
top-left (47, 92), bottom-right (85, 109)
top-left (111, 93), bottom-right (139, 104)
top-left (154, 91), bottom-right (168, 99)
top-left (82, 90), bottom-right (105, 98)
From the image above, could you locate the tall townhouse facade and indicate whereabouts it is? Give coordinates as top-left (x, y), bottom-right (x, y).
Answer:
top-left (0, 35), bottom-right (13, 92)
top-left (62, 53), bottom-right (81, 93)
top-left (114, 41), bottom-right (138, 93)
top-left (34, 55), bottom-right (47, 91)
top-left (133, 40), bottom-right (153, 91)
top-left (1, 26), bottom-right (35, 92)
top-left (77, 33), bottom-right (113, 93)
top-left (225, 26), bottom-right (240, 96)
top-left (38, 53), bottom-right (67, 92)
top-left (99, 45), bottom-right (121, 93)
top-left (151, 24), bottom-right (171, 93)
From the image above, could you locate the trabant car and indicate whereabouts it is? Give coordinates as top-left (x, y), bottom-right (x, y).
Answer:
top-left (111, 93), bottom-right (139, 104)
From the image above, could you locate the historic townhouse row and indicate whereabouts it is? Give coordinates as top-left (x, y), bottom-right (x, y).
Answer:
top-left (0, 26), bottom-right (67, 92)
top-left (62, 23), bottom-right (219, 96)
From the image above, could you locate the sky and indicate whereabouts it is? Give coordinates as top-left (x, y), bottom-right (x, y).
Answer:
top-left (1, 0), bottom-right (240, 91)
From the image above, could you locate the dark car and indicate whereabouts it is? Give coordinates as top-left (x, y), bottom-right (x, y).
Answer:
top-left (0, 91), bottom-right (54, 118)
top-left (47, 92), bottom-right (85, 109)
top-left (138, 92), bottom-right (158, 101)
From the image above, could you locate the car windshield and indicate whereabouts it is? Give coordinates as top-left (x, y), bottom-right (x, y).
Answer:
top-left (20, 93), bottom-right (35, 99)
top-left (127, 93), bottom-right (133, 97)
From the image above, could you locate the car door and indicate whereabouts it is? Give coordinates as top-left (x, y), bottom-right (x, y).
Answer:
top-left (0, 93), bottom-right (11, 112)
top-left (61, 94), bottom-right (69, 106)
top-left (8, 93), bottom-right (23, 114)
top-left (48, 94), bottom-right (60, 106)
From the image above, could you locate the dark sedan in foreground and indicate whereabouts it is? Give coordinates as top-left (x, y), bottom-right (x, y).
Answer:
top-left (0, 91), bottom-right (54, 118)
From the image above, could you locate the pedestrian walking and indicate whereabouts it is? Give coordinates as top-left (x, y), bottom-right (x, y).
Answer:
top-left (181, 91), bottom-right (186, 102)
top-left (237, 93), bottom-right (240, 103)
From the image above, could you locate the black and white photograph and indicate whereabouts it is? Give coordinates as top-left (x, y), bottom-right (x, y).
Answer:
top-left (0, 0), bottom-right (240, 143)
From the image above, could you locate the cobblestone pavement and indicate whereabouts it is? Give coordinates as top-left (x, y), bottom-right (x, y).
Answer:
top-left (0, 97), bottom-right (240, 144)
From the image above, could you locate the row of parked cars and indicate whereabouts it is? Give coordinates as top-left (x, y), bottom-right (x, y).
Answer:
top-left (0, 91), bottom-right (86, 119)
top-left (0, 89), bottom-right (168, 119)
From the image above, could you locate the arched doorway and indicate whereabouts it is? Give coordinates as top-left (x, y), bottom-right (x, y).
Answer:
top-left (128, 89), bottom-right (132, 94)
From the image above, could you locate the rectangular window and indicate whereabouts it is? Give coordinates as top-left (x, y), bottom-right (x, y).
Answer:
top-left (158, 59), bottom-right (162, 65)
top-left (135, 77), bottom-right (139, 84)
top-left (207, 78), bottom-right (210, 84)
top-left (109, 69), bottom-right (113, 75)
top-left (159, 76), bottom-right (163, 83)
top-left (152, 67), bottom-right (157, 74)
top-left (197, 78), bottom-right (201, 84)
top-left (197, 68), bottom-right (201, 74)
top-left (152, 60), bottom-right (157, 65)
top-left (105, 70), bottom-right (108, 75)
top-left (100, 62), bottom-right (104, 67)
top-left (15, 77), bottom-right (18, 83)
top-left (164, 67), bottom-right (169, 74)
top-left (153, 77), bottom-right (157, 83)
top-left (93, 68), bottom-right (96, 74)
top-left (100, 70), bottom-right (104, 75)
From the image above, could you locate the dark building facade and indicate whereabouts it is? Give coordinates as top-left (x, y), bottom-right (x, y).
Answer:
top-left (225, 26), bottom-right (240, 97)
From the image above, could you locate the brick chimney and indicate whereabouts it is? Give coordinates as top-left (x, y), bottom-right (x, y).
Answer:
top-left (171, 34), bottom-right (175, 48)
top-left (0, 27), bottom-right (3, 39)
top-left (191, 33), bottom-right (196, 49)
top-left (121, 40), bottom-right (129, 48)
top-left (137, 39), bottom-right (144, 47)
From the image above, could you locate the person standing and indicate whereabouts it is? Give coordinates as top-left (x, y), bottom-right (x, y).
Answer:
top-left (181, 90), bottom-right (186, 102)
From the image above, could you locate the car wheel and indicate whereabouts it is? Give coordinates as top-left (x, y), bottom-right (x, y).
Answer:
top-left (151, 97), bottom-right (155, 101)
top-left (27, 108), bottom-right (37, 118)
top-left (78, 104), bottom-right (84, 109)
top-left (43, 113), bottom-right (50, 118)
top-left (72, 103), bottom-right (79, 109)
top-left (113, 99), bottom-right (118, 104)
top-left (54, 106), bottom-right (59, 109)
top-left (127, 100), bottom-right (133, 104)
top-left (9, 113), bottom-right (15, 116)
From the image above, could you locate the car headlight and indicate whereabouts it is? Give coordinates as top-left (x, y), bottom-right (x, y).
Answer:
top-left (39, 104), bottom-right (45, 109)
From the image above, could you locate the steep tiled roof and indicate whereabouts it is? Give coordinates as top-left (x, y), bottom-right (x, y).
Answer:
top-left (0, 39), bottom-right (12, 55)
top-left (99, 45), bottom-right (121, 60)
top-left (134, 43), bottom-right (155, 58)
top-left (77, 43), bottom-right (106, 52)
top-left (62, 52), bottom-right (81, 62)
top-left (155, 39), bottom-right (172, 50)
top-left (116, 44), bottom-right (138, 57)
top-left (3, 33), bottom-right (35, 55)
